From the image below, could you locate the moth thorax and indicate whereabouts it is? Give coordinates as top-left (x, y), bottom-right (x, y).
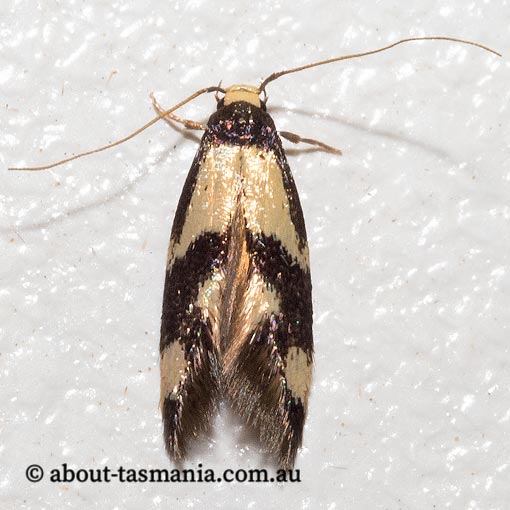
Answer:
top-left (224, 84), bottom-right (261, 107)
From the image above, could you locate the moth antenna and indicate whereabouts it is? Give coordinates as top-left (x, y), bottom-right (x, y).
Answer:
top-left (215, 81), bottom-right (223, 103)
top-left (8, 86), bottom-right (225, 172)
top-left (259, 36), bottom-right (502, 93)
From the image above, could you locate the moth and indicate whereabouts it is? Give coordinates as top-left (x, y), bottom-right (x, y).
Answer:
top-left (159, 85), bottom-right (315, 469)
top-left (9, 37), bottom-right (500, 469)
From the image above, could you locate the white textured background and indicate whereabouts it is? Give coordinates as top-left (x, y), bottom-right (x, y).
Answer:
top-left (1, 1), bottom-right (509, 508)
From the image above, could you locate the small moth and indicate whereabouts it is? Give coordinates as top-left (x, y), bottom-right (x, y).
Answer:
top-left (160, 85), bottom-right (314, 469)
top-left (9, 37), bottom-right (500, 469)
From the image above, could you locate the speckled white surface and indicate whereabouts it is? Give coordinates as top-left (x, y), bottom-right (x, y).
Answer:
top-left (2, 1), bottom-right (509, 508)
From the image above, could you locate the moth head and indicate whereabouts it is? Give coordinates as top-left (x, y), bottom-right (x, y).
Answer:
top-left (223, 84), bottom-right (262, 108)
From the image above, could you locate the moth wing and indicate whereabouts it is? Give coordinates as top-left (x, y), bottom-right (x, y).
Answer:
top-left (223, 145), bottom-right (313, 468)
top-left (160, 143), bottom-right (237, 459)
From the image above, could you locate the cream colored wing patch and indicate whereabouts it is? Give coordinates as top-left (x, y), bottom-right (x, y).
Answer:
top-left (240, 145), bottom-right (310, 270)
top-left (167, 145), bottom-right (242, 267)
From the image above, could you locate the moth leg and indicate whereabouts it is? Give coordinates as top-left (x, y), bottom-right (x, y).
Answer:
top-left (279, 130), bottom-right (342, 155)
top-left (150, 92), bottom-right (205, 130)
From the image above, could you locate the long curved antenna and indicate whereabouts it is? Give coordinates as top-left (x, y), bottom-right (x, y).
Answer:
top-left (259, 37), bottom-right (501, 93)
top-left (8, 86), bottom-right (225, 171)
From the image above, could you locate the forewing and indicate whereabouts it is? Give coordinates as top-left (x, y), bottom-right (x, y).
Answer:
top-left (223, 145), bottom-right (313, 468)
top-left (160, 141), bottom-right (238, 459)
